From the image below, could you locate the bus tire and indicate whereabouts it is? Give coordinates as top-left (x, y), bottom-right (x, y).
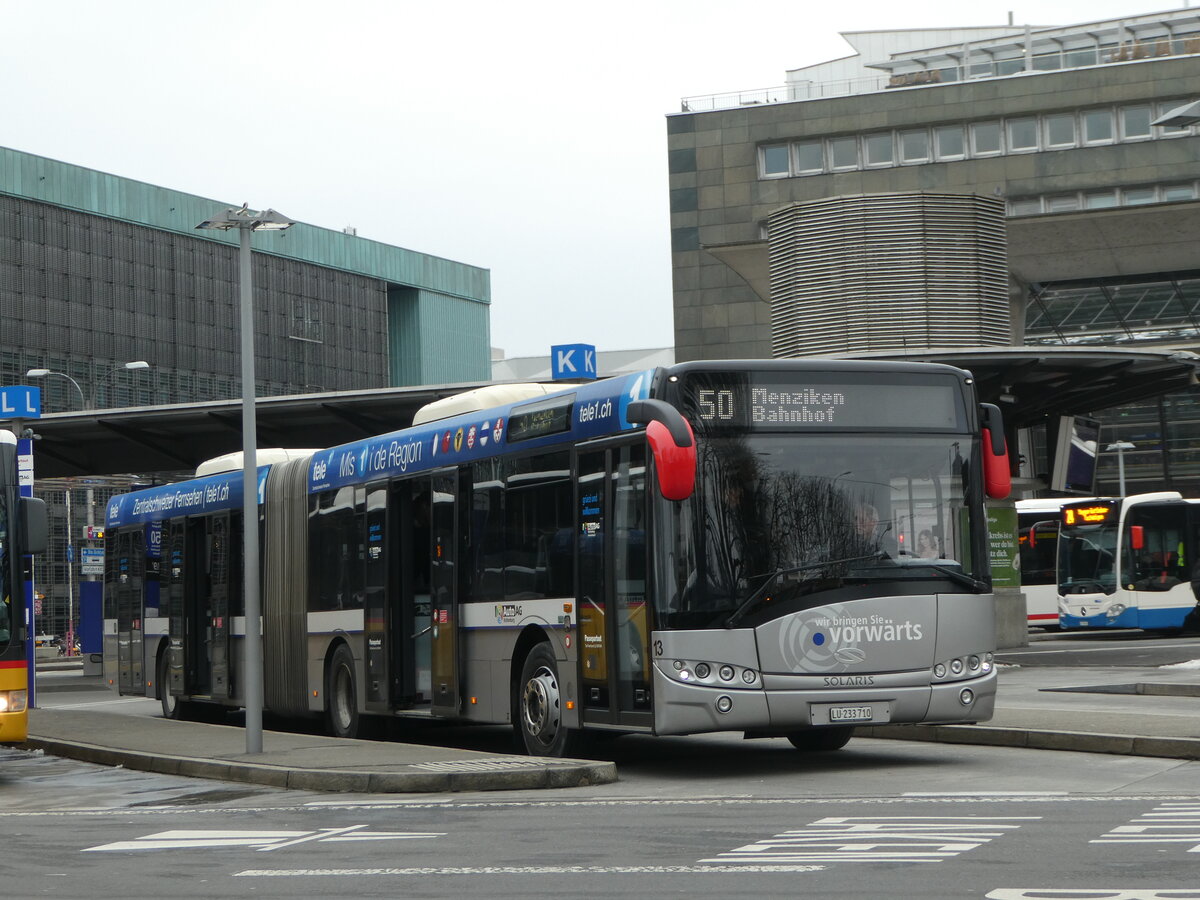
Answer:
top-left (786, 726), bottom-right (854, 752)
top-left (515, 642), bottom-right (578, 757)
top-left (325, 644), bottom-right (359, 739)
top-left (158, 652), bottom-right (182, 720)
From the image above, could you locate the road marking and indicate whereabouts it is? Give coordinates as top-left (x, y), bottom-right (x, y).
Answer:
top-left (1092, 802), bottom-right (1200, 852)
top-left (904, 792), bottom-right (1068, 797)
top-left (234, 865), bottom-right (826, 876)
top-left (700, 816), bottom-right (1040, 865)
top-left (988, 892), bottom-right (1200, 899)
top-left (82, 826), bottom-right (444, 853)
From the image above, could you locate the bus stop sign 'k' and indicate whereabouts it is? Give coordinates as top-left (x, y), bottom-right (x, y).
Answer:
top-left (551, 344), bottom-right (597, 381)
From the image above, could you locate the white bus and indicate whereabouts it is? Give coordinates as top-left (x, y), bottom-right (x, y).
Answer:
top-left (1016, 499), bottom-right (1066, 629)
top-left (104, 359), bottom-right (1011, 755)
top-left (1058, 492), bottom-right (1200, 631)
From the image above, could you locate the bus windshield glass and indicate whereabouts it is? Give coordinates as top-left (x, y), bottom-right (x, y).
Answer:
top-left (1058, 519), bottom-right (1119, 596)
top-left (656, 431), bottom-right (982, 630)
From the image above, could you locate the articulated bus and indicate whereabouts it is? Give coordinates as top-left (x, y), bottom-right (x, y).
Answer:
top-left (0, 431), bottom-right (49, 745)
top-left (1059, 492), bottom-right (1200, 631)
top-left (104, 359), bottom-right (1010, 756)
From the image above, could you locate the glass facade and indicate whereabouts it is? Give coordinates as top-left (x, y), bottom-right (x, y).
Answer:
top-left (1025, 273), bottom-right (1200, 496)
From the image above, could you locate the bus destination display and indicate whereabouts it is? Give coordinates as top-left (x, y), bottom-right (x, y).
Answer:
top-left (685, 378), bottom-right (962, 431)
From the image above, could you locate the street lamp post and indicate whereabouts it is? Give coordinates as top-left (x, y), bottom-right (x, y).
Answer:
top-left (1106, 441), bottom-right (1135, 497)
top-left (197, 204), bottom-right (295, 755)
top-left (25, 361), bottom-right (152, 656)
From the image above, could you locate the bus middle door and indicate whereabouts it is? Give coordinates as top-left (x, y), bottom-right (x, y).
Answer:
top-left (429, 470), bottom-right (462, 717)
top-left (114, 528), bottom-right (145, 695)
top-left (577, 440), bottom-right (652, 730)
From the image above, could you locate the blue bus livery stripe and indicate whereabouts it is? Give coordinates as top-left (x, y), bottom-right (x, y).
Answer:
top-left (106, 466), bottom-right (271, 528)
top-left (308, 369), bottom-right (655, 494)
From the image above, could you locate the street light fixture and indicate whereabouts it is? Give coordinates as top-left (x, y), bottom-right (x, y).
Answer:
top-left (1152, 100), bottom-right (1200, 128)
top-left (1106, 441), bottom-right (1136, 497)
top-left (197, 203), bottom-right (296, 755)
top-left (24, 369), bottom-right (85, 410)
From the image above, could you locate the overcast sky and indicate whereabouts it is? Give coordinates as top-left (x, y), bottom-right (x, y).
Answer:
top-left (1, 0), bottom-right (1179, 360)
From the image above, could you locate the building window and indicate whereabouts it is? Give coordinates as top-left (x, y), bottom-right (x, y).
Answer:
top-left (1156, 102), bottom-right (1193, 137)
top-left (971, 121), bottom-right (1002, 155)
top-left (1162, 184), bottom-right (1197, 202)
top-left (1064, 46), bottom-right (1098, 67)
top-left (1008, 198), bottom-right (1042, 216)
top-left (863, 132), bottom-right (894, 166)
top-left (1044, 113), bottom-right (1077, 148)
top-left (934, 125), bottom-right (965, 160)
top-left (828, 136), bottom-right (858, 170)
top-left (1123, 187), bottom-right (1158, 205)
top-left (899, 129), bottom-right (930, 163)
top-left (762, 144), bottom-right (790, 177)
top-left (1006, 117), bottom-right (1038, 151)
top-left (1082, 109), bottom-right (1114, 144)
top-left (995, 56), bottom-right (1024, 76)
top-left (1121, 105), bottom-right (1153, 140)
top-left (1084, 191), bottom-right (1119, 209)
top-left (1045, 195), bottom-right (1080, 212)
top-left (795, 140), bottom-right (823, 174)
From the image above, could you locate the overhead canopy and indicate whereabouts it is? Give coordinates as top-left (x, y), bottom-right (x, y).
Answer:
top-left (844, 346), bottom-right (1200, 429)
top-left (17, 382), bottom-right (491, 479)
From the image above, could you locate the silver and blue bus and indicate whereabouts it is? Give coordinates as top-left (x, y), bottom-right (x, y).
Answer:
top-left (104, 359), bottom-right (1010, 755)
top-left (1059, 492), bottom-right (1200, 631)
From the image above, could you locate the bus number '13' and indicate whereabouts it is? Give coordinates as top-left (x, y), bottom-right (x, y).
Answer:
top-left (699, 389), bottom-right (735, 421)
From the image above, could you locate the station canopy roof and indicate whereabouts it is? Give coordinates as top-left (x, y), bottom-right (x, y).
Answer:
top-left (15, 346), bottom-right (1200, 479)
top-left (846, 345), bottom-right (1200, 429)
top-left (21, 381), bottom-right (490, 479)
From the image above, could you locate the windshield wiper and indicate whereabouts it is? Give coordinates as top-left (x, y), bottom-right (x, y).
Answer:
top-left (724, 553), bottom-right (883, 629)
top-left (891, 558), bottom-right (989, 592)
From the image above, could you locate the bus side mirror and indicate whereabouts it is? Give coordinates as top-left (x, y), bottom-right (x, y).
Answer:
top-left (979, 403), bottom-right (1011, 500)
top-left (20, 496), bottom-right (48, 555)
top-left (1129, 524), bottom-right (1145, 551)
top-left (627, 399), bottom-right (697, 501)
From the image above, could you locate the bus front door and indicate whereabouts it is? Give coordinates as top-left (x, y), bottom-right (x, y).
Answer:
top-left (577, 441), bottom-right (652, 729)
top-left (387, 479), bottom-right (433, 709)
top-left (429, 470), bottom-right (461, 717)
top-left (164, 521), bottom-right (185, 698)
top-left (114, 528), bottom-right (145, 695)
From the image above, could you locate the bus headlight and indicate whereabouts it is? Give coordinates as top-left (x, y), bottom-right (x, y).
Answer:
top-left (933, 653), bottom-right (992, 684)
top-left (663, 659), bottom-right (759, 689)
top-left (0, 690), bottom-right (28, 714)
top-left (1106, 604), bottom-right (1126, 619)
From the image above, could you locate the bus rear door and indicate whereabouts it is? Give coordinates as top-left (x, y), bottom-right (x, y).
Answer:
top-left (114, 528), bottom-right (144, 695)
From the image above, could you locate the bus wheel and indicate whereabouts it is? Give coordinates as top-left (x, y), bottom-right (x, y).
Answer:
top-left (158, 653), bottom-right (182, 720)
top-left (325, 644), bottom-right (359, 739)
top-left (516, 643), bottom-right (575, 757)
top-left (786, 727), bottom-right (854, 752)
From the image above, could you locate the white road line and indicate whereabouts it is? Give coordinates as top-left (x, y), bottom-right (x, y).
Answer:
top-left (234, 865), bottom-right (827, 876)
top-left (904, 792), bottom-right (1068, 797)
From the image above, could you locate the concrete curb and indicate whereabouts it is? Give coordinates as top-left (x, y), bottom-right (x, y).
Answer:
top-left (860, 724), bottom-right (1200, 760)
top-left (22, 736), bottom-right (619, 793)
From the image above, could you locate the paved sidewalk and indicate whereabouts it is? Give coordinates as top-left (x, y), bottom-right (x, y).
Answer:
top-left (25, 706), bottom-right (616, 793)
top-left (863, 663), bottom-right (1200, 760)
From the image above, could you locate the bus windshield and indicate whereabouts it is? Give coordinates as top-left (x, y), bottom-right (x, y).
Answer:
top-left (656, 432), bottom-right (982, 629)
top-left (1058, 521), bottom-right (1119, 596)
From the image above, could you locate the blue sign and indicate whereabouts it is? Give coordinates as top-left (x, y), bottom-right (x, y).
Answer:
top-left (551, 344), bottom-right (597, 381)
top-left (106, 466), bottom-right (271, 528)
top-left (0, 385), bottom-right (41, 419)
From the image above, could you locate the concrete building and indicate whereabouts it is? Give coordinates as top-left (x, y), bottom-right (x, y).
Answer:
top-left (1, 145), bottom-right (493, 638)
top-left (667, 7), bottom-right (1200, 494)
